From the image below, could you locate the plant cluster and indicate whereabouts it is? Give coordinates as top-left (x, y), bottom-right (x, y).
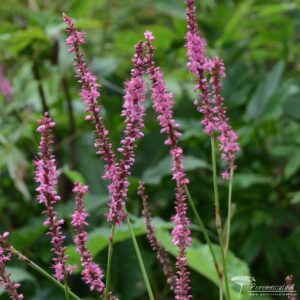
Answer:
top-left (0, 0), bottom-right (298, 300)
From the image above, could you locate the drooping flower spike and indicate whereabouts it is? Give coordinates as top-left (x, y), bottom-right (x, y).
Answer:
top-left (64, 15), bottom-right (146, 225)
top-left (71, 182), bottom-right (105, 294)
top-left (0, 232), bottom-right (23, 300)
top-left (184, 0), bottom-right (239, 178)
top-left (144, 32), bottom-right (192, 300)
top-left (64, 14), bottom-right (116, 181)
top-left (34, 113), bottom-right (72, 281)
top-left (138, 181), bottom-right (176, 292)
top-left (210, 57), bottom-right (239, 178)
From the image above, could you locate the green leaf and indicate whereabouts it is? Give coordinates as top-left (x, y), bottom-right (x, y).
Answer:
top-left (92, 56), bottom-right (119, 77)
top-left (283, 93), bottom-right (300, 120)
top-left (289, 191), bottom-right (300, 205)
top-left (0, 28), bottom-right (49, 57)
top-left (255, 3), bottom-right (297, 17)
top-left (155, 230), bottom-right (250, 300)
top-left (10, 218), bottom-right (46, 249)
top-left (69, 0), bottom-right (106, 17)
top-left (246, 61), bottom-right (285, 119)
top-left (5, 145), bottom-right (30, 200)
top-left (233, 173), bottom-right (271, 189)
top-left (218, 0), bottom-right (254, 45)
top-left (66, 218), bottom-right (173, 268)
top-left (111, 241), bottom-right (146, 299)
top-left (284, 153), bottom-right (300, 180)
top-left (113, 25), bottom-right (175, 56)
top-left (151, 0), bottom-right (185, 19)
top-left (62, 166), bottom-right (85, 184)
top-left (142, 155), bottom-right (210, 185)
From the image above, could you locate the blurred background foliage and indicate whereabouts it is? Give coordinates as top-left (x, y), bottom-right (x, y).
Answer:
top-left (0, 0), bottom-right (300, 299)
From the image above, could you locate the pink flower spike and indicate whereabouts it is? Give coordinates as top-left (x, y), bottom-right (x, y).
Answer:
top-left (144, 31), bottom-right (154, 41)
top-left (34, 113), bottom-right (71, 282)
top-left (64, 14), bottom-right (116, 181)
top-left (71, 182), bottom-right (105, 294)
top-left (184, 0), bottom-right (239, 176)
top-left (107, 41), bottom-right (146, 225)
top-left (64, 15), bottom-right (146, 226)
top-left (145, 37), bottom-right (192, 300)
top-left (0, 233), bottom-right (24, 300)
top-left (210, 57), bottom-right (239, 175)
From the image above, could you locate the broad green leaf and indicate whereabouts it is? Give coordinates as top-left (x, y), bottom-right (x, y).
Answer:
top-left (155, 230), bottom-right (250, 300)
top-left (5, 145), bottom-right (30, 200)
top-left (246, 61), bottom-right (285, 119)
top-left (218, 0), bottom-right (254, 45)
top-left (254, 3), bottom-right (297, 17)
top-left (113, 25), bottom-right (175, 56)
top-left (289, 191), bottom-right (300, 205)
top-left (284, 154), bottom-right (300, 180)
top-left (0, 28), bottom-right (49, 57)
top-left (69, 0), bottom-right (106, 17)
top-left (233, 173), bottom-right (271, 189)
top-left (283, 93), bottom-right (300, 120)
top-left (152, 0), bottom-right (185, 19)
top-left (92, 56), bottom-right (119, 77)
top-left (62, 166), bottom-right (85, 184)
top-left (111, 240), bottom-right (146, 299)
top-left (142, 155), bottom-right (210, 185)
top-left (10, 218), bottom-right (46, 249)
top-left (66, 218), bottom-right (173, 268)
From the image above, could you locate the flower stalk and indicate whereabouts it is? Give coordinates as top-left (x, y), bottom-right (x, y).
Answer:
top-left (184, 185), bottom-right (221, 278)
top-left (124, 207), bottom-right (155, 300)
top-left (9, 246), bottom-right (81, 300)
top-left (211, 136), bottom-right (231, 300)
top-left (104, 223), bottom-right (116, 300)
top-left (225, 167), bottom-right (234, 256)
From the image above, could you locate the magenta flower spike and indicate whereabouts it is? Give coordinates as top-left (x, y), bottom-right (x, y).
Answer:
top-left (71, 182), bottom-right (105, 294)
top-left (107, 41), bottom-right (146, 225)
top-left (0, 233), bottom-right (23, 300)
top-left (185, 0), bottom-right (207, 76)
top-left (34, 113), bottom-right (71, 281)
top-left (210, 57), bottom-right (240, 178)
top-left (145, 33), bottom-right (192, 300)
top-left (64, 14), bottom-right (116, 181)
top-left (184, 0), bottom-right (239, 177)
top-left (64, 15), bottom-right (146, 225)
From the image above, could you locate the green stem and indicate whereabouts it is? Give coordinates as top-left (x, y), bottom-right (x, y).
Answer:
top-left (210, 136), bottom-right (231, 300)
top-left (184, 185), bottom-right (221, 278)
top-left (219, 283), bottom-right (223, 300)
top-left (10, 246), bottom-right (81, 300)
top-left (124, 207), bottom-right (154, 300)
top-left (225, 167), bottom-right (234, 257)
top-left (104, 223), bottom-right (116, 300)
top-left (64, 278), bottom-right (70, 300)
